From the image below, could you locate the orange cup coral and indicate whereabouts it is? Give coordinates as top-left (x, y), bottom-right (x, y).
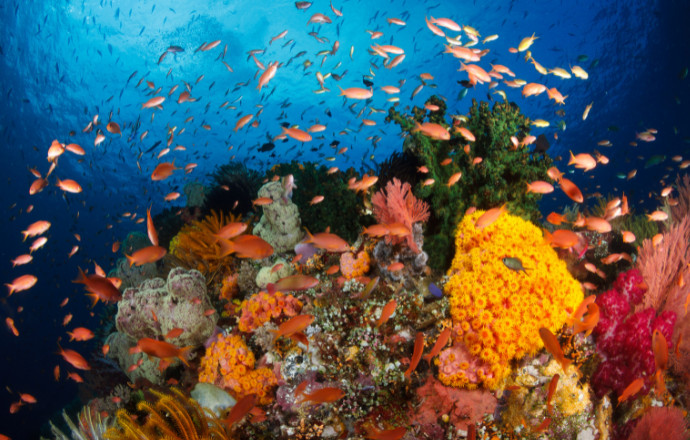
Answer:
top-left (339, 250), bottom-right (371, 279)
top-left (439, 210), bottom-right (583, 389)
top-left (198, 333), bottom-right (277, 404)
top-left (237, 290), bottom-right (302, 333)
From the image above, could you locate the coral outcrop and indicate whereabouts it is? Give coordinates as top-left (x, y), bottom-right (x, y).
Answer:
top-left (115, 268), bottom-right (217, 347)
top-left (254, 181), bottom-right (303, 253)
top-left (440, 210), bottom-right (583, 389)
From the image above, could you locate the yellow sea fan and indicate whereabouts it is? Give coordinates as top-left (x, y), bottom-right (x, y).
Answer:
top-left (440, 210), bottom-right (583, 390)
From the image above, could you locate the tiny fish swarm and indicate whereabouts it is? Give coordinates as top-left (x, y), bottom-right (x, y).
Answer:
top-left (237, 290), bottom-right (302, 333)
top-left (440, 210), bottom-right (583, 389)
top-left (198, 333), bottom-right (277, 405)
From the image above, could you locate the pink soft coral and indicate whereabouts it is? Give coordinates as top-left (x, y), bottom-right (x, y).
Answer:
top-left (592, 269), bottom-right (676, 399)
top-left (371, 178), bottom-right (430, 252)
top-left (628, 406), bottom-right (688, 440)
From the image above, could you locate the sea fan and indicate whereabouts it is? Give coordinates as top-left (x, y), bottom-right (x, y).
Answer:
top-left (628, 406), bottom-right (688, 440)
top-left (371, 178), bottom-right (430, 252)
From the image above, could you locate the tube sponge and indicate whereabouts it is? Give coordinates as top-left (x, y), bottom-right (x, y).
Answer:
top-left (439, 210), bottom-right (584, 389)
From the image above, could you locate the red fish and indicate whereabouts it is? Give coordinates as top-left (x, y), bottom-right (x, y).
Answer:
top-left (125, 245), bottom-right (167, 267)
top-left (404, 332), bottom-right (425, 378)
top-left (224, 394), bottom-right (257, 426)
top-left (58, 346), bottom-right (90, 370)
top-left (299, 387), bottom-right (344, 404)
top-left (136, 338), bottom-right (192, 367)
top-left (73, 268), bottom-right (122, 305)
top-left (219, 234), bottom-right (274, 259)
top-left (271, 314), bottom-right (315, 339)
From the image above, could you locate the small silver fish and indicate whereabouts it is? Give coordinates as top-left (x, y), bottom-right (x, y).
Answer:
top-left (502, 257), bottom-right (529, 274)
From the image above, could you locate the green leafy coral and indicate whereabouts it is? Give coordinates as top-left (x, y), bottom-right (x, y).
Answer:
top-left (387, 97), bottom-right (554, 270)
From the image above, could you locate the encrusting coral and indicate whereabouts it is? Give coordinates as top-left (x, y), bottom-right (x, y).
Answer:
top-left (198, 333), bottom-right (278, 405)
top-left (115, 267), bottom-right (218, 347)
top-left (440, 210), bottom-right (583, 389)
top-left (253, 180), bottom-right (303, 253)
top-left (237, 290), bottom-right (302, 333)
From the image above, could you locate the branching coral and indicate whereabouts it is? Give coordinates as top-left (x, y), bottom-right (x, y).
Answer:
top-left (440, 210), bottom-right (583, 389)
top-left (104, 387), bottom-right (232, 439)
top-left (371, 178), bottom-right (430, 253)
top-left (170, 210), bottom-right (240, 276)
top-left (237, 290), bottom-right (302, 333)
top-left (387, 97), bottom-right (553, 269)
top-left (198, 334), bottom-right (278, 405)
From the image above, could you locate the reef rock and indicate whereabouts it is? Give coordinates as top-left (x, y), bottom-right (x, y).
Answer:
top-left (115, 267), bottom-right (217, 347)
top-left (254, 181), bottom-right (303, 253)
top-left (255, 258), bottom-right (293, 289)
top-left (105, 331), bottom-right (166, 385)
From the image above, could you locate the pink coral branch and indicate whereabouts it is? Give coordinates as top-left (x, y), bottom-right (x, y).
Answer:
top-left (371, 178), bottom-right (430, 252)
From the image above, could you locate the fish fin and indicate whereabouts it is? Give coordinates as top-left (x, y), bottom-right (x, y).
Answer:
top-left (177, 346), bottom-right (193, 367)
top-left (125, 254), bottom-right (135, 267)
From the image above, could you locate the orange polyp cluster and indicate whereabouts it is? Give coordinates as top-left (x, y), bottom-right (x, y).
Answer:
top-left (198, 333), bottom-right (277, 404)
top-left (339, 250), bottom-right (371, 279)
top-left (439, 210), bottom-right (583, 389)
top-left (219, 273), bottom-right (238, 301)
top-left (237, 290), bottom-right (302, 333)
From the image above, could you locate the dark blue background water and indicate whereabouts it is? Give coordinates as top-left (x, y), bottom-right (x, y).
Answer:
top-left (0, 0), bottom-right (688, 437)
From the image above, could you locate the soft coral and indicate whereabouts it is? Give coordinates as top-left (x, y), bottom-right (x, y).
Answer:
top-left (591, 269), bottom-right (676, 399)
top-left (371, 178), bottom-right (430, 252)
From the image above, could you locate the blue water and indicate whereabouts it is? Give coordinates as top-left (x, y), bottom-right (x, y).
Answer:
top-left (0, 0), bottom-right (688, 437)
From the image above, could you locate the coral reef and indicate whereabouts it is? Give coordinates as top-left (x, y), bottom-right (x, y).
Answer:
top-left (170, 210), bottom-right (239, 276)
top-left (204, 161), bottom-right (263, 218)
top-left (108, 257), bottom-right (158, 291)
top-left (198, 333), bottom-right (278, 404)
top-left (269, 161), bottom-right (367, 243)
top-left (440, 210), bottom-right (583, 389)
top-left (592, 269), bottom-right (676, 399)
top-left (387, 97), bottom-right (553, 269)
top-left (237, 290), bottom-right (302, 333)
top-left (106, 331), bottom-right (166, 385)
top-left (115, 267), bottom-right (218, 347)
top-left (183, 181), bottom-right (207, 208)
top-left (104, 387), bottom-right (232, 439)
top-left (253, 181), bottom-right (303, 253)
top-left (339, 251), bottom-right (371, 279)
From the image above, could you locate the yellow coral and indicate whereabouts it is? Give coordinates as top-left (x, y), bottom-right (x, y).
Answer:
top-left (198, 334), bottom-right (277, 405)
top-left (171, 210), bottom-right (241, 275)
top-left (440, 210), bottom-right (583, 389)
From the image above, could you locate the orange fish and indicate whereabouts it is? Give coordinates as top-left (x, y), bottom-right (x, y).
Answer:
top-left (559, 178), bottom-right (583, 203)
top-left (56, 179), bottom-right (83, 193)
top-left (546, 212), bottom-right (567, 225)
top-left (299, 387), bottom-right (344, 404)
top-left (219, 234), bottom-right (274, 259)
top-left (252, 197), bottom-right (274, 206)
top-left (5, 275), bottom-right (38, 295)
top-left (29, 178), bottom-right (48, 195)
top-left (309, 195), bottom-right (325, 205)
top-left (404, 332), bottom-right (425, 378)
top-left (281, 126), bottom-right (312, 142)
top-left (67, 327), bottom-right (95, 341)
top-left (446, 172), bottom-right (462, 187)
top-left (571, 303), bottom-right (599, 338)
top-left (455, 126), bottom-right (476, 142)
top-left (141, 96), bottom-right (165, 109)
top-left (126, 245), bottom-right (167, 267)
top-left (147, 207), bottom-right (159, 246)
top-left (538, 327), bottom-right (571, 371)
top-left (151, 161), bottom-right (179, 181)
top-left (363, 224), bottom-right (390, 237)
top-left (58, 346), bottom-right (91, 370)
top-left (326, 265), bottom-right (339, 275)
top-left (224, 394), bottom-right (257, 426)
top-left (412, 122), bottom-right (450, 140)
top-left (585, 217), bottom-right (612, 233)
top-left (19, 394), bottom-right (36, 404)
top-left (568, 151), bottom-right (597, 171)
top-left (365, 426), bottom-right (407, 440)
top-left (376, 299), bottom-right (397, 327)
top-left (526, 181), bottom-right (554, 194)
top-left (618, 377), bottom-right (645, 403)
top-left (272, 275), bottom-right (319, 292)
top-left (106, 122), bottom-right (121, 135)
top-left (214, 222), bottom-right (248, 241)
top-left (621, 231), bottom-right (636, 243)
top-left (234, 114), bottom-right (254, 132)
top-left (423, 327), bottom-right (451, 362)
top-left (63, 313), bottom-right (73, 326)
top-left (73, 268), bottom-right (122, 305)
top-left (475, 204), bottom-right (507, 230)
top-left (652, 329), bottom-right (668, 372)
top-left (271, 314), bottom-right (315, 339)
top-left (339, 86), bottom-right (373, 100)
top-left (5, 318), bottom-right (19, 336)
top-left (53, 365), bottom-right (60, 381)
top-left (67, 372), bottom-right (84, 383)
top-left (303, 229), bottom-right (349, 253)
top-left (164, 192), bottom-right (180, 201)
top-left (164, 328), bottom-right (184, 340)
top-left (546, 374), bottom-right (559, 415)
top-left (387, 262), bottom-right (404, 272)
top-left (544, 229), bottom-right (579, 250)
top-left (21, 220), bottom-right (51, 240)
top-left (136, 338), bottom-right (192, 367)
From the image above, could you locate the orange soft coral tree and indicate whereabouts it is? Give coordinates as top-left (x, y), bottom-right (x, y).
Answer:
top-left (371, 178), bottom-right (430, 252)
top-left (170, 210), bottom-right (241, 276)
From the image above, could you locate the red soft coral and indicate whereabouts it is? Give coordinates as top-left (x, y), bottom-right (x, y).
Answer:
top-left (371, 178), bottom-right (430, 252)
top-left (628, 406), bottom-right (688, 440)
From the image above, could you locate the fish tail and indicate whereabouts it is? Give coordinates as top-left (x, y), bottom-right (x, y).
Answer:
top-left (177, 346), bottom-right (193, 367)
top-left (5, 284), bottom-right (14, 295)
top-left (125, 254), bottom-right (135, 267)
top-left (86, 292), bottom-right (100, 308)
